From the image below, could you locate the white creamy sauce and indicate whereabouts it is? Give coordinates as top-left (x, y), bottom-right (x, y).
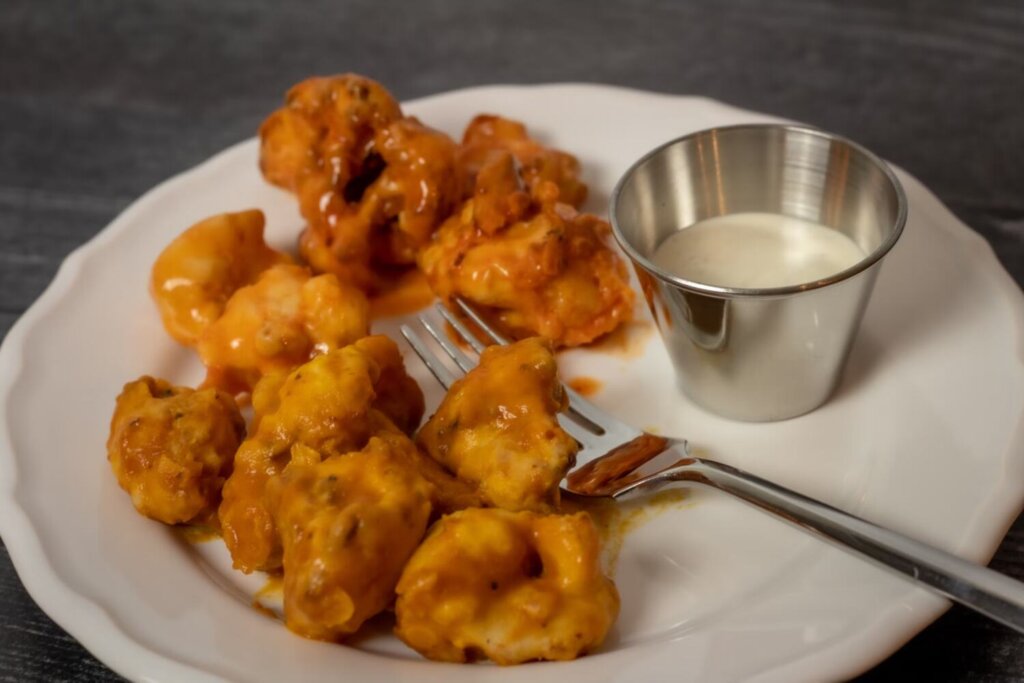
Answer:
top-left (652, 212), bottom-right (865, 288)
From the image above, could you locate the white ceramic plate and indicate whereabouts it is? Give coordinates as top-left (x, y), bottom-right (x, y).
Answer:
top-left (2, 85), bottom-right (1023, 683)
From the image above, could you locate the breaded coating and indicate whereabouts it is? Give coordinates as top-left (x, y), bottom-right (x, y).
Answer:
top-left (107, 376), bottom-right (244, 524)
top-left (197, 263), bottom-right (370, 393)
top-left (150, 210), bottom-right (290, 346)
top-left (260, 74), bottom-right (461, 291)
top-left (259, 74), bottom-right (401, 193)
top-left (372, 418), bottom-right (483, 516)
top-left (459, 114), bottom-right (588, 208)
top-left (218, 337), bottom-right (425, 572)
top-left (396, 508), bottom-right (620, 664)
top-left (418, 153), bottom-right (633, 347)
top-left (269, 434), bottom-right (434, 641)
top-left (349, 335), bottom-right (425, 435)
top-left (417, 338), bottom-right (578, 512)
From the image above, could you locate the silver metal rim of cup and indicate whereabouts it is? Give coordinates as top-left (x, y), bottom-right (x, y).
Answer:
top-left (608, 123), bottom-right (909, 299)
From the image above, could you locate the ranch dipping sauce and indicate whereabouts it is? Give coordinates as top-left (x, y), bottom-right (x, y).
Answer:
top-left (652, 212), bottom-right (865, 289)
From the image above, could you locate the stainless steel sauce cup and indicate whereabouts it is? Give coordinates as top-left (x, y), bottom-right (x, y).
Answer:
top-left (610, 124), bottom-right (907, 421)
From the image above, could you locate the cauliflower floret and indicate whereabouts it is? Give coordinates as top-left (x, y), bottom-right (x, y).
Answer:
top-left (396, 508), bottom-right (620, 664)
top-left (419, 152), bottom-right (633, 347)
top-left (260, 74), bottom-right (461, 291)
top-left (417, 337), bottom-right (578, 512)
top-left (270, 433), bottom-right (434, 641)
top-left (107, 376), bottom-right (244, 524)
top-left (197, 263), bottom-right (370, 392)
top-left (150, 209), bottom-right (290, 346)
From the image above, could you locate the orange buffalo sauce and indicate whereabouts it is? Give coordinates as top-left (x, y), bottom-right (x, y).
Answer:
top-left (174, 523), bottom-right (221, 544)
top-left (565, 488), bottom-right (690, 577)
top-left (252, 573), bottom-right (284, 621)
top-left (369, 269), bottom-right (435, 319)
top-left (567, 376), bottom-right (602, 397)
top-left (585, 319), bottom-right (654, 358)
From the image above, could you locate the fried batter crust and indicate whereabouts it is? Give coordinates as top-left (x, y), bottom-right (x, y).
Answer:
top-left (418, 152), bottom-right (633, 347)
top-left (417, 337), bottom-right (578, 512)
top-left (150, 210), bottom-right (290, 346)
top-left (459, 114), bottom-right (588, 208)
top-left (197, 263), bottom-right (370, 393)
top-left (260, 74), bottom-right (461, 291)
top-left (395, 508), bottom-right (620, 664)
top-left (108, 376), bottom-right (245, 524)
top-left (270, 434), bottom-right (433, 640)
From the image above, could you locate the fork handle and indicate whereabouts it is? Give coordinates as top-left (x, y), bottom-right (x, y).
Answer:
top-left (619, 456), bottom-right (1024, 633)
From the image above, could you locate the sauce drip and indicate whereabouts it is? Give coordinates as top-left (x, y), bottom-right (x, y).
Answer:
top-left (581, 320), bottom-right (654, 358)
top-left (369, 269), bottom-right (435, 319)
top-left (566, 489), bottom-right (691, 577)
top-left (567, 376), bottom-right (603, 397)
top-left (174, 523), bottom-right (221, 544)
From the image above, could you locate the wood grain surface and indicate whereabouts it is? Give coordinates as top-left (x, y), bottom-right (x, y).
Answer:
top-left (1, 0), bottom-right (1022, 680)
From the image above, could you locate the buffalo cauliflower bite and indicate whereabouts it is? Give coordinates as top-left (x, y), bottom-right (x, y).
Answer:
top-left (107, 376), bottom-right (244, 524)
top-left (459, 114), bottom-right (588, 208)
top-left (150, 209), bottom-right (291, 346)
top-left (418, 152), bottom-right (634, 347)
top-left (219, 345), bottom-right (383, 572)
top-left (260, 74), bottom-right (462, 291)
top-left (259, 74), bottom-right (402, 193)
top-left (218, 336), bottom-right (426, 572)
top-left (395, 508), bottom-right (620, 664)
top-left (269, 434), bottom-right (434, 641)
top-left (349, 334), bottom-right (426, 435)
top-left (197, 263), bottom-right (370, 393)
top-left (244, 333), bottom-right (427, 436)
top-left (416, 337), bottom-right (578, 512)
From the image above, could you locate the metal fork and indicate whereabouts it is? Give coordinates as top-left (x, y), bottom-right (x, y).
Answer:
top-left (401, 298), bottom-right (1024, 635)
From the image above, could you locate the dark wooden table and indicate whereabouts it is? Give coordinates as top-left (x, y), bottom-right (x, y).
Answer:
top-left (2, 1), bottom-right (1023, 680)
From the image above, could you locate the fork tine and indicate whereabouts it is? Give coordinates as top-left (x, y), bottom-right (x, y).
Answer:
top-left (557, 415), bottom-right (603, 450)
top-left (400, 324), bottom-right (457, 390)
top-left (435, 304), bottom-right (486, 354)
top-left (418, 313), bottom-right (476, 374)
top-left (454, 297), bottom-right (511, 345)
top-left (560, 388), bottom-right (610, 434)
